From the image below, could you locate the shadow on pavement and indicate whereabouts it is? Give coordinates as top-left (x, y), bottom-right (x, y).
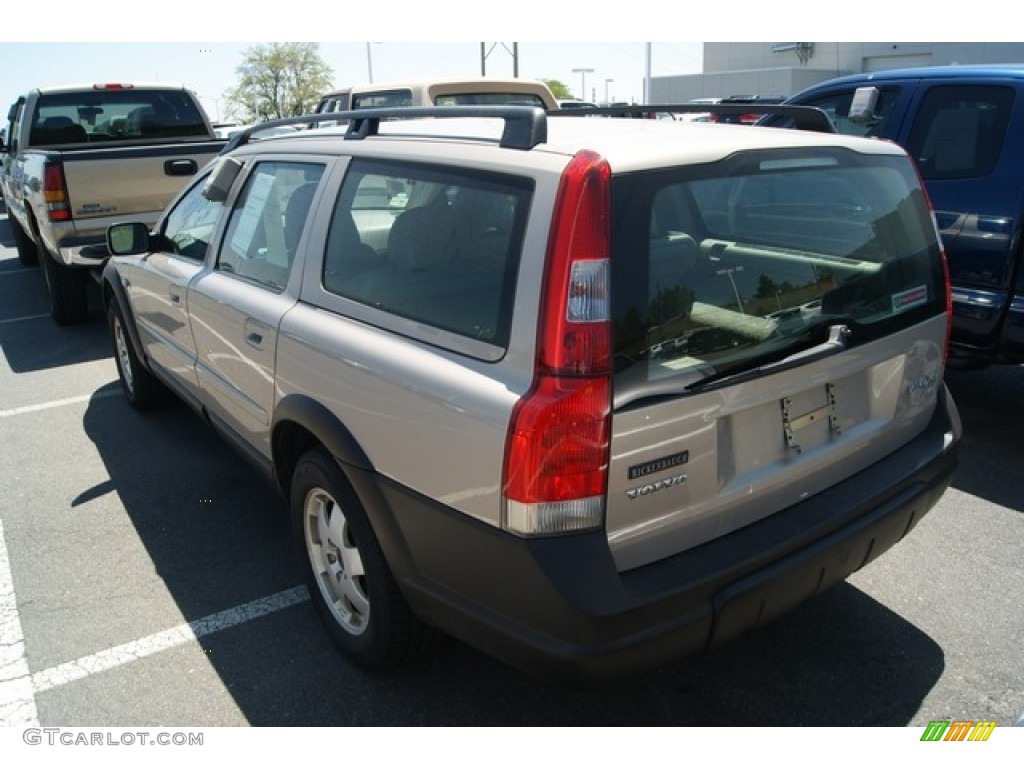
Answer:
top-left (945, 366), bottom-right (1024, 513)
top-left (81, 384), bottom-right (945, 726)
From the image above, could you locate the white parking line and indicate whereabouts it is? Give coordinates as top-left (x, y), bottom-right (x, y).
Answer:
top-left (31, 586), bottom-right (309, 695)
top-left (0, 313), bottom-right (50, 325)
top-left (0, 520), bottom-right (39, 728)
top-left (0, 390), bottom-right (119, 419)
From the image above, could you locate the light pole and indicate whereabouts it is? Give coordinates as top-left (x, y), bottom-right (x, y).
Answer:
top-left (366, 42), bottom-right (377, 82)
top-left (572, 67), bottom-right (594, 101)
top-left (604, 78), bottom-right (614, 104)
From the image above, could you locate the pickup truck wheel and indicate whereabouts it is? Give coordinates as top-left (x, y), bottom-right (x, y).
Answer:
top-left (291, 448), bottom-right (438, 669)
top-left (108, 301), bottom-right (162, 410)
top-left (41, 251), bottom-right (89, 325)
top-left (11, 218), bottom-right (39, 267)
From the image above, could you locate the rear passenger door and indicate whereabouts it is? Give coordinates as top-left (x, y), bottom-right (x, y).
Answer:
top-left (188, 158), bottom-right (327, 460)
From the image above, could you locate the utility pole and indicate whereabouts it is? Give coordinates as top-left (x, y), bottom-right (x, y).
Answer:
top-left (481, 43), bottom-right (519, 76)
top-left (572, 67), bottom-right (594, 101)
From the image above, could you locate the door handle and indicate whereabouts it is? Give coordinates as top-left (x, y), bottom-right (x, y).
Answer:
top-left (243, 317), bottom-right (270, 349)
top-left (169, 292), bottom-right (182, 306)
top-left (164, 159), bottom-right (198, 176)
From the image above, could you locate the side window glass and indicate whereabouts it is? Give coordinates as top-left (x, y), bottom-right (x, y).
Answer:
top-left (161, 176), bottom-right (225, 262)
top-left (322, 159), bottom-right (532, 347)
top-left (803, 87), bottom-right (900, 137)
top-left (217, 161), bottom-right (325, 291)
top-left (906, 85), bottom-right (1014, 180)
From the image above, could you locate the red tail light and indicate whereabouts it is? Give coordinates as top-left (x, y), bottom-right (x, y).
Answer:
top-left (503, 150), bottom-right (612, 536)
top-left (43, 162), bottom-right (71, 222)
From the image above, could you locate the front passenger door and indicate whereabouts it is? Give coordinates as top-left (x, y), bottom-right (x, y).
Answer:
top-left (127, 172), bottom-right (225, 394)
top-left (188, 159), bottom-right (326, 461)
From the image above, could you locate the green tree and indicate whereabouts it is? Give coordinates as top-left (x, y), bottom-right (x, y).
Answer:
top-left (225, 42), bottom-right (333, 123)
top-left (543, 79), bottom-right (573, 100)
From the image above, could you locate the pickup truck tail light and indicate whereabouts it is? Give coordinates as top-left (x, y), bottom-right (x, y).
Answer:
top-left (43, 162), bottom-right (71, 222)
top-left (502, 150), bottom-right (612, 536)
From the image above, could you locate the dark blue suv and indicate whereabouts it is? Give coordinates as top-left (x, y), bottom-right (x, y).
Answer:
top-left (774, 65), bottom-right (1024, 369)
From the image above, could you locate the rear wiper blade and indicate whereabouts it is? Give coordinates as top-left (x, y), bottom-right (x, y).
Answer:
top-left (685, 323), bottom-right (852, 393)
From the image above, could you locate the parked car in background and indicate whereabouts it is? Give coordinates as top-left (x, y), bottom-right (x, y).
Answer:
top-left (1, 83), bottom-right (226, 324)
top-left (674, 97), bottom-right (722, 122)
top-left (773, 65), bottom-right (1024, 369)
top-left (314, 77), bottom-right (559, 121)
top-left (709, 95), bottom-right (787, 124)
top-left (101, 104), bottom-right (959, 686)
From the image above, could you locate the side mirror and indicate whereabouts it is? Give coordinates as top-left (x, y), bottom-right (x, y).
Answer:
top-left (201, 156), bottom-right (243, 202)
top-left (848, 87), bottom-right (881, 124)
top-left (107, 222), bottom-right (151, 256)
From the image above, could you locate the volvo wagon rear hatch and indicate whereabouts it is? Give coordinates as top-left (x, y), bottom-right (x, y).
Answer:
top-left (606, 146), bottom-right (949, 570)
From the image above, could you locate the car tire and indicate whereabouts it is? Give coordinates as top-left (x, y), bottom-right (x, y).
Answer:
top-left (108, 300), bottom-right (163, 411)
top-left (291, 447), bottom-right (438, 669)
top-left (11, 217), bottom-right (39, 267)
top-left (41, 251), bottom-right (89, 325)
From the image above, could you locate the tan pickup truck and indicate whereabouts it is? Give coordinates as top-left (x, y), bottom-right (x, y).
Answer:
top-left (313, 77), bottom-right (559, 122)
top-left (1, 83), bottom-right (226, 324)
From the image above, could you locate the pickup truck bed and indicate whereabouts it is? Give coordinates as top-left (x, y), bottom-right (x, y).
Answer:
top-left (2, 83), bottom-right (226, 324)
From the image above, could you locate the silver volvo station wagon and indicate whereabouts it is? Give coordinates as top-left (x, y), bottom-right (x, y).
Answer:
top-left (102, 105), bottom-right (961, 686)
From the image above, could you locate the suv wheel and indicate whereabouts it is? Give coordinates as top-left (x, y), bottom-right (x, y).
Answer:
top-left (108, 300), bottom-right (163, 410)
top-left (291, 448), bottom-right (437, 669)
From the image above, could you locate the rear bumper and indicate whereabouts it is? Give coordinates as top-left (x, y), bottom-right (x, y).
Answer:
top-left (352, 385), bottom-right (960, 687)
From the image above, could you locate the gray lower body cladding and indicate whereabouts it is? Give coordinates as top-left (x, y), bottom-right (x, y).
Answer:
top-left (344, 385), bottom-right (960, 687)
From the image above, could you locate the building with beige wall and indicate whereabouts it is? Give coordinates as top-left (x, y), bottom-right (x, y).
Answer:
top-left (650, 42), bottom-right (1024, 102)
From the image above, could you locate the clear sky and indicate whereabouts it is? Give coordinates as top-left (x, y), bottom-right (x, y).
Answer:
top-left (0, 2), bottom-right (1008, 123)
top-left (0, 42), bottom-right (702, 122)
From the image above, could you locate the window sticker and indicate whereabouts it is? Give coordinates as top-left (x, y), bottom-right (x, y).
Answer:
top-left (229, 171), bottom-right (276, 257)
top-left (892, 285), bottom-right (928, 313)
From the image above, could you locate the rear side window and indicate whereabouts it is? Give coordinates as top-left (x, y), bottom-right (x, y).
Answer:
top-left (905, 85), bottom-right (1014, 179)
top-left (611, 148), bottom-right (945, 396)
top-left (322, 159), bottom-right (532, 350)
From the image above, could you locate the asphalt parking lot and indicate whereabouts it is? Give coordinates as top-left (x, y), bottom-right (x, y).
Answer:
top-left (1, 200), bottom-right (1022, 728)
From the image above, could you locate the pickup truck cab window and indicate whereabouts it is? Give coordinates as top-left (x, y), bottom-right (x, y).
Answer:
top-left (217, 161), bottom-right (325, 292)
top-left (768, 87), bottom-right (901, 137)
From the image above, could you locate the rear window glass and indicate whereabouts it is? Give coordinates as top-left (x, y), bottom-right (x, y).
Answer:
top-left (322, 159), bottom-right (532, 350)
top-left (610, 147), bottom-right (945, 398)
top-left (906, 85), bottom-right (1013, 180)
top-left (31, 89), bottom-right (208, 145)
top-left (352, 90), bottom-right (414, 109)
top-left (434, 92), bottom-right (549, 108)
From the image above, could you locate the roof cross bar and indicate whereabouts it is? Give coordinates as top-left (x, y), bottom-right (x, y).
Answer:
top-left (221, 105), bottom-right (549, 153)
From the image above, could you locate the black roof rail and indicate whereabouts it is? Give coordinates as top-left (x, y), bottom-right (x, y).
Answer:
top-left (220, 105), bottom-right (549, 154)
top-left (548, 103), bottom-right (836, 134)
